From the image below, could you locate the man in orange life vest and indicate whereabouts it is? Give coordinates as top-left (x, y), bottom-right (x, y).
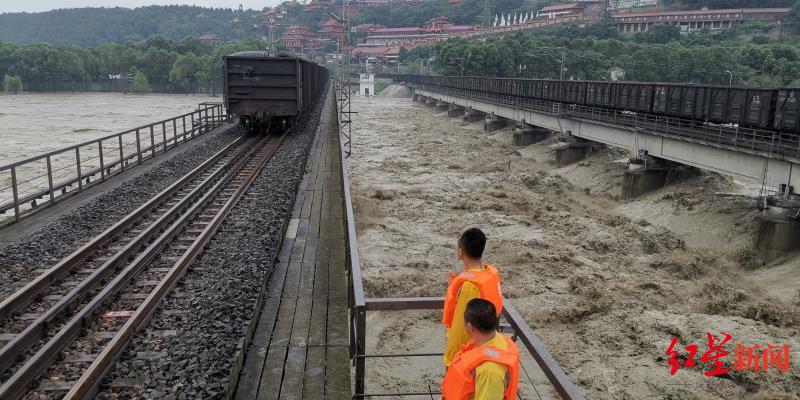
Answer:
top-left (441, 298), bottom-right (520, 400)
top-left (443, 228), bottom-right (504, 367)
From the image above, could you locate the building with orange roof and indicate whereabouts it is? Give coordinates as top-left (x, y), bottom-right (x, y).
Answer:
top-left (536, 3), bottom-right (584, 19)
top-left (279, 24), bottom-right (316, 54)
top-left (319, 18), bottom-right (346, 42)
top-left (612, 7), bottom-right (791, 33)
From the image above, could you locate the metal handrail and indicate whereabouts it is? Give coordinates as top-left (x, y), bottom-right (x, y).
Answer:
top-left (0, 104), bottom-right (227, 225)
top-left (0, 105), bottom-right (222, 171)
top-left (331, 81), bottom-right (583, 399)
top-left (334, 78), bottom-right (369, 398)
top-left (357, 297), bottom-right (585, 400)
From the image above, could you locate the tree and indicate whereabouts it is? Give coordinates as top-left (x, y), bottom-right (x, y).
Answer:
top-left (169, 53), bottom-right (200, 92)
top-left (129, 69), bottom-right (150, 93)
top-left (2, 74), bottom-right (22, 94)
top-left (784, 0), bottom-right (800, 32)
top-left (638, 24), bottom-right (681, 44)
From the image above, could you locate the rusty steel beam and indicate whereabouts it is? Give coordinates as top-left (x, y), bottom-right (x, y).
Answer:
top-left (364, 297), bottom-right (444, 311)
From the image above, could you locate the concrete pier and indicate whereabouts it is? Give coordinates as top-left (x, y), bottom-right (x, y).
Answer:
top-left (756, 197), bottom-right (800, 262)
top-left (435, 101), bottom-right (449, 112)
top-left (621, 161), bottom-right (667, 199)
top-left (463, 108), bottom-right (485, 123)
top-left (425, 98), bottom-right (437, 107)
top-left (447, 105), bottom-right (465, 118)
top-left (513, 124), bottom-right (550, 147)
top-left (484, 114), bottom-right (509, 132)
top-left (553, 141), bottom-right (590, 166)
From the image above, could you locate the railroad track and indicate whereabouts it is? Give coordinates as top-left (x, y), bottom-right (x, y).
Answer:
top-left (0, 132), bottom-right (287, 399)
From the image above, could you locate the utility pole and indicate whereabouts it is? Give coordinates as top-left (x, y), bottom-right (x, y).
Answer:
top-left (482, 0), bottom-right (491, 28)
top-left (559, 47), bottom-right (566, 80)
top-left (726, 70), bottom-right (733, 86)
top-left (262, 10), bottom-right (285, 56)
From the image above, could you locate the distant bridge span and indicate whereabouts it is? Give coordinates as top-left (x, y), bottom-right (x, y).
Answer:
top-left (402, 82), bottom-right (799, 190)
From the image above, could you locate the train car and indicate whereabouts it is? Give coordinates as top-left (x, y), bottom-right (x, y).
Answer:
top-left (775, 88), bottom-right (800, 133)
top-left (611, 82), bottom-right (653, 113)
top-left (389, 74), bottom-right (795, 134)
top-left (223, 51), bottom-right (329, 133)
top-left (585, 81), bottom-right (613, 109)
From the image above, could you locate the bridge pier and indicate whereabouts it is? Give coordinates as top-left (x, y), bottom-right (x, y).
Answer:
top-left (513, 123), bottom-right (550, 147)
top-left (412, 94), bottom-right (422, 102)
top-left (425, 98), bottom-right (437, 108)
top-left (463, 108), bottom-right (485, 123)
top-left (621, 157), bottom-right (674, 199)
top-left (435, 101), bottom-right (449, 112)
top-left (756, 197), bottom-right (800, 262)
top-left (484, 113), bottom-right (510, 132)
top-left (553, 134), bottom-right (592, 166)
top-left (447, 105), bottom-right (465, 118)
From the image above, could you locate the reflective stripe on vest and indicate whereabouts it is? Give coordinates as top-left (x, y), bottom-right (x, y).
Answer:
top-left (441, 334), bottom-right (521, 400)
top-left (442, 264), bottom-right (503, 328)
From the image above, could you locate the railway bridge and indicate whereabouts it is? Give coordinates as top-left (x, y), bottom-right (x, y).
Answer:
top-left (0, 81), bottom-right (585, 399)
top-left (390, 75), bottom-right (800, 259)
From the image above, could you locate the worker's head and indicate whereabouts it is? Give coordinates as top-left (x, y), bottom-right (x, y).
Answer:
top-left (457, 227), bottom-right (486, 263)
top-left (464, 298), bottom-right (498, 339)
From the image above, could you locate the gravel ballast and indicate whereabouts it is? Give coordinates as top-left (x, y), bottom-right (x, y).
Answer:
top-left (95, 88), bottom-right (329, 399)
top-left (0, 126), bottom-right (243, 301)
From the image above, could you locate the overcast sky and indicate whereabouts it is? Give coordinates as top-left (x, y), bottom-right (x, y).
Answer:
top-left (0, 1), bottom-right (284, 13)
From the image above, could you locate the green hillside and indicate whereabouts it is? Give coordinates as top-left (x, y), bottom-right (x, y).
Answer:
top-left (0, 6), bottom-right (264, 46)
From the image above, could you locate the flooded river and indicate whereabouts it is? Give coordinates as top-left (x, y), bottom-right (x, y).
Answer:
top-left (0, 92), bottom-right (219, 165)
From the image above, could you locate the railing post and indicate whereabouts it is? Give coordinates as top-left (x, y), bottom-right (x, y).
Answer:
top-left (173, 119), bottom-right (178, 148)
top-left (355, 305), bottom-right (366, 397)
top-left (149, 125), bottom-right (156, 157)
top-left (10, 166), bottom-right (19, 222)
top-left (76, 147), bottom-right (83, 191)
top-left (797, 138), bottom-right (800, 159)
top-left (182, 116), bottom-right (187, 143)
top-left (162, 122), bottom-right (167, 153)
top-left (190, 114), bottom-right (195, 139)
top-left (46, 156), bottom-right (54, 205)
top-left (118, 134), bottom-right (125, 171)
top-left (98, 140), bottom-right (105, 182)
top-left (136, 129), bottom-right (142, 164)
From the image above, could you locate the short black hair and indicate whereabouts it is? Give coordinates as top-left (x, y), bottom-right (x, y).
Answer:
top-left (464, 298), bottom-right (498, 333)
top-left (458, 227), bottom-right (486, 259)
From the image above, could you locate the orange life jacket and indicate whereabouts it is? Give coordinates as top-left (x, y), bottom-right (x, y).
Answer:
top-left (442, 264), bottom-right (503, 328)
top-left (441, 334), bottom-right (521, 400)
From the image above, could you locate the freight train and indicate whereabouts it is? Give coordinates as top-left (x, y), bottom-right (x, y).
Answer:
top-left (389, 75), bottom-right (800, 134)
top-left (224, 52), bottom-right (329, 133)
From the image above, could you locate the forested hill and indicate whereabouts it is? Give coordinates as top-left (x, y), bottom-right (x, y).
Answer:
top-left (0, 6), bottom-right (263, 46)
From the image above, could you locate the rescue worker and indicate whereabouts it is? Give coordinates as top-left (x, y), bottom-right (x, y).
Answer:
top-left (443, 227), bottom-right (503, 366)
top-left (441, 298), bottom-right (520, 400)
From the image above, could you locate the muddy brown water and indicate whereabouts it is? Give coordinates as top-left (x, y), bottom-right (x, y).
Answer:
top-left (0, 92), bottom-right (218, 165)
top-left (0, 92), bottom-right (219, 208)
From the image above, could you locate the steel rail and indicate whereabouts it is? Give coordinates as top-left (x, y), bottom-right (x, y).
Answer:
top-left (66, 133), bottom-right (288, 399)
top-left (0, 136), bottom-right (247, 322)
top-left (0, 140), bottom-right (256, 377)
top-left (0, 134), bottom-right (279, 400)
